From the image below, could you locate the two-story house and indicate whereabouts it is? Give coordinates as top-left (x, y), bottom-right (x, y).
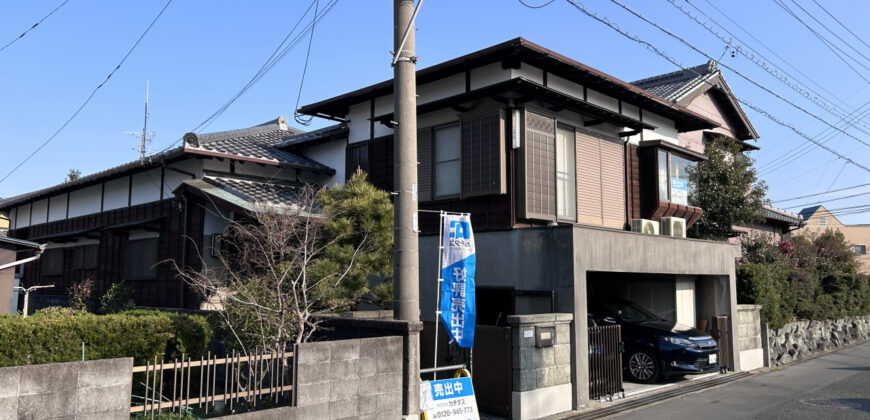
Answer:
top-left (0, 117), bottom-right (342, 310)
top-left (798, 205), bottom-right (870, 274)
top-left (295, 38), bottom-right (744, 409)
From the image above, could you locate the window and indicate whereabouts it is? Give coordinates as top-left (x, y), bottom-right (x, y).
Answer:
top-left (433, 124), bottom-right (461, 198)
top-left (346, 142), bottom-right (369, 179)
top-left (556, 125), bottom-right (577, 221)
top-left (657, 150), bottom-right (695, 206)
top-left (71, 245), bottom-right (98, 270)
top-left (853, 245), bottom-right (867, 255)
top-left (819, 217), bottom-right (827, 227)
top-left (42, 248), bottom-right (64, 275)
top-left (126, 238), bottom-right (158, 280)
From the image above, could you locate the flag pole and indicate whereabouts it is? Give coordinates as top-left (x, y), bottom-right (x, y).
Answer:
top-left (432, 210), bottom-right (445, 380)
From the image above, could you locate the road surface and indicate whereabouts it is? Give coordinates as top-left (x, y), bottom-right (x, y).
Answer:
top-left (608, 341), bottom-right (870, 420)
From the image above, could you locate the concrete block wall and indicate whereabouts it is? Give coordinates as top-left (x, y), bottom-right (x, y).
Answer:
top-left (0, 358), bottom-right (133, 420)
top-left (507, 313), bottom-right (573, 420)
top-left (295, 336), bottom-right (403, 419)
top-left (737, 304), bottom-right (764, 371)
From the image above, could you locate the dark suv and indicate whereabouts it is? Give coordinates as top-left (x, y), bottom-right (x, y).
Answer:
top-left (589, 299), bottom-right (719, 383)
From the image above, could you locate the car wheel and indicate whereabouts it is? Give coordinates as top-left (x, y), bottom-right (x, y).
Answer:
top-left (627, 350), bottom-right (661, 383)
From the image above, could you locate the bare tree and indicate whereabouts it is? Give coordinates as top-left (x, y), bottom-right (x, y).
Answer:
top-left (172, 184), bottom-right (369, 355)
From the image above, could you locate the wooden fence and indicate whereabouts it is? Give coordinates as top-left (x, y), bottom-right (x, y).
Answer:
top-left (130, 348), bottom-right (295, 416)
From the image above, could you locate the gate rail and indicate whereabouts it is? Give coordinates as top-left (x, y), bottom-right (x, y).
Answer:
top-left (130, 348), bottom-right (295, 416)
top-left (588, 324), bottom-right (624, 401)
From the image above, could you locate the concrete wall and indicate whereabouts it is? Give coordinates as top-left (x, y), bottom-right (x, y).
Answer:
top-left (419, 225), bottom-right (741, 409)
top-left (737, 304), bottom-right (764, 371)
top-left (295, 336), bottom-right (403, 419)
top-left (0, 358), bottom-right (133, 420)
top-left (508, 313), bottom-right (573, 420)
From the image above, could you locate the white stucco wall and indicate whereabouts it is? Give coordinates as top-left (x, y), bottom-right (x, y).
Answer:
top-left (641, 110), bottom-right (679, 144)
top-left (586, 88), bottom-right (620, 113)
top-left (547, 73), bottom-right (583, 99)
top-left (30, 199), bottom-right (48, 226)
top-left (304, 140), bottom-right (347, 186)
top-left (418, 73), bottom-right (465, 104)
top-left (347, 102), bottom-right (370, 144)
top-left (47, 194), bottom-right (67, 222)
top-left (130, 169), bottom-right (162, 206)
top-left (103, 177), bottom-right (129, 211)
top-left (67, 184), bottom-right (102, 218)
top-left (14, 204), bottom-right (31, 228)
top-left (469, 62), bottom-right (511, 90)
top-left (511, 63), bottom-right (544, 84)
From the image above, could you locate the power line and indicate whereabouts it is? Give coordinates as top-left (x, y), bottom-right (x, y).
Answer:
top-left (518, 0), bottom-right (557, 8)
top-left (561, 0), bottom-right (870, 174)
top-left (607, 0), bottom-right (870, 151)
top-left (772, 181), bottom-right (870, 203)
top-left (810, 0), bottom-right (870, 52)
top-left (771, 0), bottom-right (870, 82)
top-left (293, 0), bottom-right (319, 126)
top-left (670, 0), bottom-right (870, 138)
top-left (784, 190), bottom-right (870, 210)
top-left (785, 0), bottom-right (870, 67)
top-left (0, 0), bottom-right (71, 53)
top-left (0, 0), bottom-right (174, 186)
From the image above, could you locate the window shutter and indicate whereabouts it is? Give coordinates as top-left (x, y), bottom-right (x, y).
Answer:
top-left (576, 130), bottom-right (603, 225)
top-left (417, 128), bottom-right (432, 202)
top-left (461, 109), bottom-right (506, 197)
top-left (600, 138), bottom-right (626, 228)
top-left (518, 109), bottom-right (556, 221)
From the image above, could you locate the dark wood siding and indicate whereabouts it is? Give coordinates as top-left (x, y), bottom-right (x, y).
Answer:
top-left (9, 199), bottom-right (202, 309)
top-left (626, 144), bottom-right (641, 221)
top-left (417, 128), bottom-right (433, 202)
top-left (367, 136), bottom-right (394, 192)
top-left (461, 109), bottom-right (506, 197)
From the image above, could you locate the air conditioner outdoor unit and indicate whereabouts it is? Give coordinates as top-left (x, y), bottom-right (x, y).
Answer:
top-left (209, 234), bottom-right (222, 257)
top-left (631, 219), bottom-right (659, 235)
top-left (661, 217), bottom-right (687, 238)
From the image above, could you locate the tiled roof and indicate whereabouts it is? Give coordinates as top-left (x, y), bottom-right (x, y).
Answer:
top-left (179, 175), bottom-right (320, 213)
top-left (798, 205), bottom-right (823, 221)
top-left (183, 117), bottom-right (334, 173)
top-left (631, 61), bottom-right (717, 101)
top-left (276, 123), bottom-right (348, 148)
top-left (0, 117), bottom-right (334, 210)
top-left (763, 205), bottom-right (804, 226)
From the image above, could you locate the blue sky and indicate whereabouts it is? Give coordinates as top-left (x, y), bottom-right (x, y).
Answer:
top-left (1, 0), bottom-right (869, 223)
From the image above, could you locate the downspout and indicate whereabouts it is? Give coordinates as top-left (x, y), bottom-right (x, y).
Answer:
top-left (0, 244), bottom-right (46, 271)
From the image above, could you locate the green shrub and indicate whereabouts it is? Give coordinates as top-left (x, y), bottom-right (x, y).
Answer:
top-left (737, 263), bottom-right (792, 329)
top-left (99, 281), bottom-right (135, 314)
top-left (0, 309), bottom-right (211, 367)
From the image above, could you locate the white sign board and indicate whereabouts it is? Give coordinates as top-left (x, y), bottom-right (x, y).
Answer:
top-left (670, 177), bottom-right (688, 206)
top-left (420, 376), bottom-right (479, 420)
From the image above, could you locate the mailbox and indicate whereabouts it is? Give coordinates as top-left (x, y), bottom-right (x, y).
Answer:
top-left (535, 326), bottom-right (556, 348)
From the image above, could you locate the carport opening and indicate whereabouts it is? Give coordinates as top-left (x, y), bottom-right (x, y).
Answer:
top-left (586, 271), bottom-right (731, 395)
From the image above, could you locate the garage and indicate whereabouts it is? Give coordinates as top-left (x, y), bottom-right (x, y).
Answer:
top-left (586, 271), bottom-right (732, 397)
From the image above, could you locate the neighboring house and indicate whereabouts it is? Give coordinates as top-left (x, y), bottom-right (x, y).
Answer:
top-left (0, 209), bottom-right (8, 236)
top-left (0, 117), bottom-right (342, 310)
top-left (797, 205), bottom-right (870, 274)
top-left (0, 236), bottom-right (44, 314)
top-left (633, 62), bottom-right (804, 243)
top-left (296, 38), bottom-right (744, 409)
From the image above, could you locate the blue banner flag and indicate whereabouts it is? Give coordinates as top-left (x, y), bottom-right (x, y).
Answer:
top-left (439, 214), bottom-right (476, 348)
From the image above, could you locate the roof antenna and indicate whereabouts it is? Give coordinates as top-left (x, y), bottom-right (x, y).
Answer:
top-left (126, 80), bottom-right (156, 163)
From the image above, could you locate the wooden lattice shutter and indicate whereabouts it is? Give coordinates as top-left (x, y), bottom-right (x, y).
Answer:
top-left (600, 138), bottom-right (626, 228)
top-left (518, 109), bottom-right (556, 221)
top-left (461, 109), bottom-right (506, 197)
top-left (576, 130), bottom-right (603, 225)
top-left (417, 127), bottom-right (432, 202)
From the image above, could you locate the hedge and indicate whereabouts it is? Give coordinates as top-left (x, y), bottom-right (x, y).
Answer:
top-left (0, 309), bottom-right (211, 367)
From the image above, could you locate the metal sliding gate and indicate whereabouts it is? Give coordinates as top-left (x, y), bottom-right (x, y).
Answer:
top-left (588, 324), bottom-right (624, 400)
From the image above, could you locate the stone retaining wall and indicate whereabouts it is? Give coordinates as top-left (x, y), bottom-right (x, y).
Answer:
top-left (767, 315), bottom-right (870, 366)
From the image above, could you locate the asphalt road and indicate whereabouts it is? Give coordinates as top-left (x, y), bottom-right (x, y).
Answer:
top-left (608, 341), bottom-right (870, 420)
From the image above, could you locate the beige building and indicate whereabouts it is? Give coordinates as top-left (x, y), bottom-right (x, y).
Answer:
top-left (798, 205), bottom-right (870, 274)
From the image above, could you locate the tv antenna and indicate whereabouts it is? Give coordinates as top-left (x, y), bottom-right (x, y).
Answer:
top-left (126, 80), bottom-right (155, 163)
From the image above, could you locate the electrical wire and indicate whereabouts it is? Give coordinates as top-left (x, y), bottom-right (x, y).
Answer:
top-left (518, 0), bottom-right (557, 9)
top-left (772, 181), bottom-right (870, 203)
top-left (562, 0), bottom-right (870, 174)
top-left (294, 0), bottom-right (319, 126)
top-left (810, 0), bottom-right (870, 52)
top-left (784, 190), bottom-right (870, 210)
top-left (0, 0), bottom-right (71, 53)
top-left (0, 0), bottom-right (174, 186)
top-left (607, 0), bottom-right (870, 151)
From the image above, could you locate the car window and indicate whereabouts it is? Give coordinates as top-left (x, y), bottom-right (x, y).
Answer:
top-left (603, 301), bottom-right (659, 322)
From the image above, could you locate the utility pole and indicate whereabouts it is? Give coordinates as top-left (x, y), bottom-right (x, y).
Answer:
top-left (393, 0), bottom-right (420, 323)
top-left (126, 81), bottom-right (155, 163)
top-left (393, 1), bottom-right (422, 417)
